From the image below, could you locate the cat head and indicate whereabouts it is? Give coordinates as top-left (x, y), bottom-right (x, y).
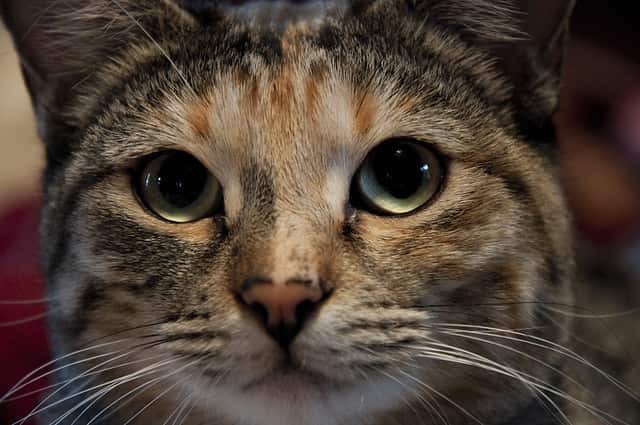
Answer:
top-left (2, 1), bottom-right (575, 423)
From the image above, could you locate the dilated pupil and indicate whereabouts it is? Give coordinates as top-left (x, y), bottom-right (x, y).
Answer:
top-left (157, 154), bottom-right (208, 208)
top-left (372, 144), bottom-right (426, 199)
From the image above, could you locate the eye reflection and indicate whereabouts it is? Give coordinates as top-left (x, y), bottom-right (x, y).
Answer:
top-left (352, 139), bottom-right (443, 215)
top-left (136, 151), bottom-right (223, 223)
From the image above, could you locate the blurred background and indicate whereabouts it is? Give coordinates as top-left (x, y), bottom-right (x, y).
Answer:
top-left (0, 0), bottom-right (639, 423)
top-left (0, 26), bottom-right (42, 211)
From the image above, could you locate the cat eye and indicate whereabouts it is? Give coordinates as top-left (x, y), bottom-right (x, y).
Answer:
top-left (352, 138), bottom-right (443, 215)
top-left (136, 151), bottom-right (222, 223)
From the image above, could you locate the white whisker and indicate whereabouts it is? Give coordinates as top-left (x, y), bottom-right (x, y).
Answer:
top-left (68, 353), bottom-right (178, 425)
top-left (377, 367), bottom-right (451, 425)
top-left (0, 298), bottom-right (52, 305)
top-left (438, 330), bottom-right (589, 394)
top-left (544, 305), bottom-right (640, 320)
top-left (82, 359), bottom-right (190, 425)
top-left (413, 340), bottom-right (629, 425)
top-left (4, 349), bottom-right (125, 401)
top-left (15, 355), bottom-right (181, 425)
top-left (42, 356), bottom-right (188, 425)
top-left (397, 369), bottom-right (486, 425)
top-left (175, 399), bottom-right (196, 425)
top-left (22, 347), bottom-right (153, 423)
top-left (538, 308), bottom-right (630, 360)
top-left (2, 339), bottom-right (135, 401)
top-left (0, 312), bottom-right (48, 327)
top-left (435, 324), bottom-right (640, 403)
top-left (162, 388), bottom-right (191, 425)
top-left (121, 359), bottom-right (202, 425)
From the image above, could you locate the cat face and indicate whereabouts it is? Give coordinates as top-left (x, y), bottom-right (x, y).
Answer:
top-left (3, 0), bottom-right (575, 424)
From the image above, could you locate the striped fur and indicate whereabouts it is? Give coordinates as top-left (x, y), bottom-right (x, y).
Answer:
top-left (2, 1), bottom-right (578, 424)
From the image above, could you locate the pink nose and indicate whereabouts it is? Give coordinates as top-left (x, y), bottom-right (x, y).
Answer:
top-left (239, 279), bottom-right (327, 347)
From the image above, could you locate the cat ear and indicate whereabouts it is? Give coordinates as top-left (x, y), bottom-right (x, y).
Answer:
top-left (496, 0), bottom-right (577, 135)
top-left (406, 0), bottom-right (575, 138)
top-left (0, 0), bottom-right (197, 121)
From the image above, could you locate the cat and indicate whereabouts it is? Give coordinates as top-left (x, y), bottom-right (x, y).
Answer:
top-left (4, 0), bottom-right (623, 424)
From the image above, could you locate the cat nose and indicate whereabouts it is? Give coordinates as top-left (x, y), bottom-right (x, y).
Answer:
top-left (239, 278), bottom-right (328, 347)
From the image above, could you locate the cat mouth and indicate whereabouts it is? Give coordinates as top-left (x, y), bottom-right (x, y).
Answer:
top-left (241, 360), bottom-right (344, 393)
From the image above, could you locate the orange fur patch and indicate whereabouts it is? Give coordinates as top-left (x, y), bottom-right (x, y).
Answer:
top-left (187, 98), bottom-right (212, 139)
top-left (270, 70), bottom-right (296, 125)
top-left (354, 92), bottom-right (378, 136)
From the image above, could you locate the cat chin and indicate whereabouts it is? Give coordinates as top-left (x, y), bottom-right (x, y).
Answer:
top-left (185, 369), bottom-right (418, 425)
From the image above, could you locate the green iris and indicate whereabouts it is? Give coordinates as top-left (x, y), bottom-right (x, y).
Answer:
top-left (354, 139), bottom-right (443, 215)
top-left (138, 151), bottom-right (222, 223)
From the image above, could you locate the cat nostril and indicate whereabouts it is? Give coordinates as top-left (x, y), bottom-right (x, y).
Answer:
top-left (239, 278), bottom-right (328, 348)
top-left (295, 299), bottom-right (318, 325)
top-left (248, 300), bottom-right (269, 328)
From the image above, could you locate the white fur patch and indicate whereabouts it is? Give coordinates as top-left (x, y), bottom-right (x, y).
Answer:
top-left (324, 165), bottom-right (351, 218)
top-left (187, 372), bottom-right (416, 425)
